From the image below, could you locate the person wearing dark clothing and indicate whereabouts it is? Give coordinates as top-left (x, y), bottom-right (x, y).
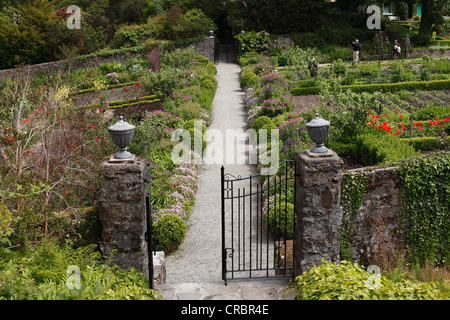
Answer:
top-left (351, 39), bottom-right (361, 62)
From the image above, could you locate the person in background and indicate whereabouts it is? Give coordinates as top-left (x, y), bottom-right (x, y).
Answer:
top-left (351, 39), bottom-right (361, 62)
top-left (393, 40), bottom-right (401, 60)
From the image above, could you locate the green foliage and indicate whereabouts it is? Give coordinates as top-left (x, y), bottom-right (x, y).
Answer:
top-left (290, 260), bottom-right (447, 300)
top-left (142, 67), bottom-right (180, 97)
top-left (355, 134), bottom-right (419, 166)
top-left (397, 151), bottom-right (450, 266)
top-left (153, 214), bottom-right (186, 254)
top-left (199, 78), bottom-right (216, 112)
top-left (175, 102), bottom-right (204, 122)
top-left (292, 79), bottom-right (450, 95)
top-left (148, 6), bottom-right (215, 41)
top-left (235, 30), bottom-right (271, 56)
top-left (340, 173), bottom-right (370, 261)
top-left (0, 202), bottom-right (13, 255)
top-left (251, 116), bottom-right (274, 133)
top-left (403, 137), bottom-right (446, 151)
top-left (110, 24), bottom-right (154, 49)
top-left (331, 59), bottom-right (347, 78)
top-left (128, 109), bottom-right (182, 156)
top-left (0, 241), bottom-right (160, 300)
top-left (240, 71), bottom-right (257, 89)
top-left (0, 0), bottom-right (57, 68)
top-left (161, 46), bottom-right (196, 69)
top-left (263, 202), bottom-right (294, 240)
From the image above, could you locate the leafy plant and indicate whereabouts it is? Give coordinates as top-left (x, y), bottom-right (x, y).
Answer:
top-left (235, 30), bottom-right (271, 56)
top-left (340, 172), bottom-right (370, 261)
top-left (153, 214), bottom-right (186, 254)
top-left (290, 260), bottom-right (447, 300)
top-left (397, 151), bottom-right (450, 266)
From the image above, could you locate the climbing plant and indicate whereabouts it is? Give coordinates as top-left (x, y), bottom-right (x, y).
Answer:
top-left (397, 151), bottom-right (450, 267)
top-left (339, 171), bottom-right (370, 261)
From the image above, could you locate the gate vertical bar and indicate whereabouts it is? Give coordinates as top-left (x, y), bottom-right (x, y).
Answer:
top-left (221, 166), bottom-right (227, 285)
top-left (145, 164), bottom-right (154, 289)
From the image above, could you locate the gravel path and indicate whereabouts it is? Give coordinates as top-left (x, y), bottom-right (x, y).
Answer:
top-left (164, 54), bottom-right (258, 284)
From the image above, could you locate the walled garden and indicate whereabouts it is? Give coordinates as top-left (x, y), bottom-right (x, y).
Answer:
top-left (0, 0), bottom-right (449, 300)
top-left (237, 30), bottom-right (449, 299)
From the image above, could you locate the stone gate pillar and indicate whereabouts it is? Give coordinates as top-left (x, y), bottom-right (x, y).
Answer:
top-left (98, 157), bottom-right (148, 276)
top-left (294, 150), bottom-right (343, 275)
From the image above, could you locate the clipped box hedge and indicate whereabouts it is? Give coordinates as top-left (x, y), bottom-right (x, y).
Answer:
top-left (401, 136), bottom-right (446, 151)
top-left (291, 79), bottom-right (450, 95)
top-left (355, 134), bottom-right (418, 166)
top-left (80, 94), bottom-right (160, 110)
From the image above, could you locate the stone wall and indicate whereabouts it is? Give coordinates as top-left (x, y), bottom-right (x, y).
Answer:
top-left (98, 156), bottom-right (149, 276)
top-left (293, 149), bottom-right (407, 274)
top-left (192, 36), bottom-right (216, 63)
top-left (0, 37), bottom-right (216, 81)
top-left (345, 166), bottom-right (402, 265)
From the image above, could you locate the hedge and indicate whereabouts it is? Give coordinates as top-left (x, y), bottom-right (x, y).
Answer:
top-left (79, 94), bottom-right (160, 110)
top-left (355, 134), bottom-right (418, 166)
top-left (402, 136), bottom-right (446, 151)
top-left (291, 79), bottom-right (450, 95)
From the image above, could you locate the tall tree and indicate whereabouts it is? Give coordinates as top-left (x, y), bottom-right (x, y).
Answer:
top-left (418, 0), bottom-right (447, 43)
top-left (0, 0), bottom-right (57, 68)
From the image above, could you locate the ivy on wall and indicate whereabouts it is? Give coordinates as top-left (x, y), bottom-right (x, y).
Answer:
top-left (339, 171), bottom-right (370, 261)
top-left (340, 151), bottom-right (449, 267)
top-left (397, 151), bottom-right (450, 266)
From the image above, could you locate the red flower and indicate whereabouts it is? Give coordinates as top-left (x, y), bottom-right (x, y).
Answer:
top-left (135, 83), bottom-right (139, 88)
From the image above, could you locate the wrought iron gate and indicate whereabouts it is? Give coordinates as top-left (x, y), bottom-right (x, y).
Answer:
top-left (221, 160), bottom-right (297, 284)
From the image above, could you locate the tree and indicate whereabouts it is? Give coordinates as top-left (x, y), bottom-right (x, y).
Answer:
top-left (0, 0), bottom-right (57, 69)
top-left (418, 0), bottom-right (447, 44)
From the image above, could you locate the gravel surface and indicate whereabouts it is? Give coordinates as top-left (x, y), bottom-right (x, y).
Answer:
top-left (164, 57), bottom-right (257, 284)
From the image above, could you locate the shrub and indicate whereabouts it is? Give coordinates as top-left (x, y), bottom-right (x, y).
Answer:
top-left (187, 127), bottom-right (207, 153)
top-left (403, 137), bottom-right (446, 151)
top-left (194, 55), bottom-right (209, 65)
top-left (260, 72), bottom-right (286, 87)
top-left (153, 214), bottom-right (186, 254)
top-left (263, 202), bottom-right (294, 239)
top-left (142, 67), bottom-right (180, 97)
top-left (149, 6), bottom-right (215, 41)
top-left (290, 260), bottom-right (447, 300)
top-left (175, 102), bottom-right (205, 121)
top-left (235, 30), bottom-right (271, 56)
top-left (278, 116), bottom-right (312, 160)
top-left (110, 24), bottom-right (154, 48)
top-left (397, 151), bottom-right (450, 266)
top-left (161, 47), bottom-right (196, 69)
top-left (241, 71), bottom-right (257, 88)
top-left (0, 241), bottom-right (160, 300)
top-left (200, 78), bottom-right (216, 111)
top-left (259, 95), bottom-right (294, 117)
top-left (206, 62), bottom-right (217, 75)
top-left (291, 79), bottom-right (450, 95)
top-left (252, 116), bottom-right (274, 132)
top-left (355, 134), bottom-right (418, 166)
